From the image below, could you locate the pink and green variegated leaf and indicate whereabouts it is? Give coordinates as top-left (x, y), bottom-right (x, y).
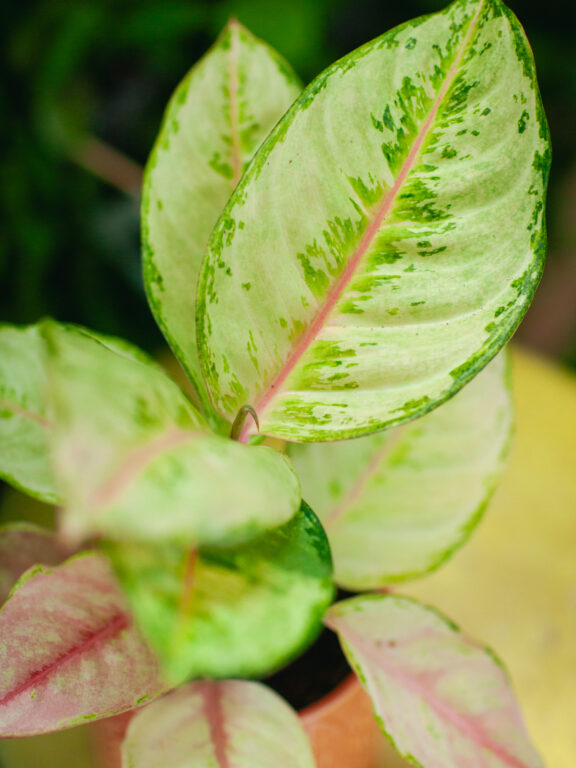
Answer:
top-left (43, 321), bottom-right (299, 547)
top-left (122, 680), bottom-right (316, 768)
top-left (142, 19), bottom-right (301, 418)
top-left (326, 594), bottom-right (544, 768)
top-left (0, 523), bottom-right (64, 604)
top-left (0, 552), bottom-right (164, 737)
top-left (197, 0), bottom-right (549, 442)
top-left (0, 321), bottom-right (179, 504)
top-left (104, 502), bottom-right (334, 685)
top-left (288, 352), bottom-right (512, 589)
top-left (0, 324), bottom-right (57, 503)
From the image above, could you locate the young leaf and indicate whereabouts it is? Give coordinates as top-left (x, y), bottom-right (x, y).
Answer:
top-left (142, 20), bottom-right (301, 415)
top-left (0, 324), bottom-right (57, 502)
top-left (121, 680), bottom-right (316, 768)
top-left (43, 322), bottom-right (300, 546)
top-left (288, 352), bottom-right (512, 589)
top-left (197, 0), bottom-right (549, 442)
top-left (104, 502), bottom-right (334, 685)
top-left (326, 594), bottom-right (544, 768)
top-left (0, 523), bottom-right (64, 604)
top-left (0, 552), bottom-right (164, 737)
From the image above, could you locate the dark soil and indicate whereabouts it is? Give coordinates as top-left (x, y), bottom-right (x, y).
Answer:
top-left (264, 612), bottom-right (353, 711)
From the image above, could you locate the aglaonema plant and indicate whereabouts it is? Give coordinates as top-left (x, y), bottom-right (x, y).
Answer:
top-left (0, 0), bottom-right (550, 765)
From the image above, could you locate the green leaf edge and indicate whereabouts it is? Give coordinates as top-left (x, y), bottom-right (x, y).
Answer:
top-left (329, 350), bottom-right (515, 589)
top-left (0, 322), bottom-right (57, 504)
top-left (197, 0), bottom-right (551, 443)
top-left (328, 591), bottom-right (517, 768)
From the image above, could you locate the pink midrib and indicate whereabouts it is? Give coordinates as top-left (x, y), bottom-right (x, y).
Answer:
top-left (0, 400), bottom-right (50, 428)
top-left (229, 22), bottom-right (243, 187)
top-left (239, 7), bottom-right (482, 442)
top-left (91, 426), bottom-right (197, 507)
top-left (328, 621), bottom-right (531, 768)
top-left (0, 611), bottom-right (129, 707)
top-left (325, 425), bottom-right (408, 529)
top-left (200, 682), bottom-right (232, 768)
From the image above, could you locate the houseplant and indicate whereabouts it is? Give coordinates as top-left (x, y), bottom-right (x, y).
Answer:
top-left (0, 0), bottom-right (551, 765)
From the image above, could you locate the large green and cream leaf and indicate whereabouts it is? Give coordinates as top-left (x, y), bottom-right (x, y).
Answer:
top-left (122, 680), bottom-right (316, 768)
top-left (43, 322), bottom-right (299, 547)
top-left (326, 595), bottom-right (544, 768)
top-left (198, 0), bottom-right (549, 441)
top-left (288, 352), bottom-right (512, 589)
top-left (0, 552), bottom-right (164, 737)
top-left (104, 502), bottom-right (334, 685)
top-left (0, 324), bottom-right (57, 502)
top-left (143, 20), bottom-right (301, 415)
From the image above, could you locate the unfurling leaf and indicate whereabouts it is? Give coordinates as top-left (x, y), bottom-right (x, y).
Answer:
top-left (0, 552), bottom-right (164, 736)
top-left (122, 680), bottom-right (316, 768)
top-left (0, 324), bottom-right (57, 502)
top-left (104, 502), bottom-right (334, 684)
top-left (197, 0), bottom-right (549, 442)
top-left (288, 352), bottom-right (512, 589)
top-left (142, 20), bottom-right (301, 416)
top-left (326, 594), bottom-right (544, 768)
top-left (43, 321), bottom-right (300, 547)
top-left (0, 523), bottom-right (64, 604)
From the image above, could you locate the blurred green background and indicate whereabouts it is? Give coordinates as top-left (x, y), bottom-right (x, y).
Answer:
top-left (2, 0), bottom-right (575, 361)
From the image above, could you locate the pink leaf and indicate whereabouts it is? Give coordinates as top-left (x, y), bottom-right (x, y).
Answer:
top-left (0, 523), bottom-right (64, 604)
top-left (121, 680), bottom-right (316, 768)
top-left (0, 551), bottom-right (165, 736)
top-left (326, 595), bottom-right (544, 768)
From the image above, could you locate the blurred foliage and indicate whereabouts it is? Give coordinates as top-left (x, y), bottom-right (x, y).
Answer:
top-left (1, 0), bottom-right (574, 351)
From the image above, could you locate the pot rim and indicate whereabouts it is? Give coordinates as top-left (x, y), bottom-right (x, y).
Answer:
top-left (298, 672), bottom-right (360, 724)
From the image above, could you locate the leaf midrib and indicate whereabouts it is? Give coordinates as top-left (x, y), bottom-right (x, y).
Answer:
top-left (198, 681), bottom-right (232, 768)
top-left (325, 425), bottom-right (408, 529)
top-left (0, 399), bottom-right (50, 428)
top-left (0, 609), bottom-right (129, 707)
top-left (229, 22), bottom-right (243, 187)
top-left (91, 426), bottom-right (200, 508)
top-left (331, 619), bottom-right (532, 768)
top-left (240, 2), bottom-right (486, 441)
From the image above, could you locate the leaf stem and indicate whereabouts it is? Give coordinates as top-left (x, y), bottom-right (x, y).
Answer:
top-left (179, 547), bottom-right (198, 619)
top-left (230, 405), bottom-right (259, 441)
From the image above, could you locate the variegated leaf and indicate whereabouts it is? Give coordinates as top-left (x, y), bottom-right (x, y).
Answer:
top-left (197, 0), bottom-right (549, 442)
top-left (0, 322), bottom-right (174, 504)
top-left (288, 352), bottom-right (512, 589)
top-left (43, 322), bottom-right (299, 547)
top-left (0, 523), bottom-right (64, 604)
top-left (0, 552), bottom-right (164, 737)
top-left (326, 594), bottom-right (544, 768)
top-left (104, 502), bottom-right (334, 685)
top-left (0, 324), bottom-right (56, 502)
top-left (143, 20), bottom-right (301, 416)
top-left (122, 680), bottom-right (316, 768)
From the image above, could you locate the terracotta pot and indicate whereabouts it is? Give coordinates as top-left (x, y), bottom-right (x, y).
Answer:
top-left (91, 675), bottom-right (400, 768)
top-left (300, 674), bottom-right (390, 768)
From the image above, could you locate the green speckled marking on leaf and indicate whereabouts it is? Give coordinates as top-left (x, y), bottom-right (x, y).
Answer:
top-left (198, 0), bottom-right (549, 442)
top-left (104, 502), bottom-right (334, 685)
top-left (44, 321), bottom-right (300, 548)
top-left (0, 324), bottom-right (57, 503)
